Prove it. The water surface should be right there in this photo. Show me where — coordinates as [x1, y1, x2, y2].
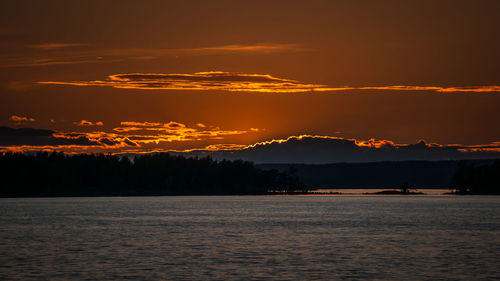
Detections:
[0, 195, 499, 280]
[311, 188, 448, 195]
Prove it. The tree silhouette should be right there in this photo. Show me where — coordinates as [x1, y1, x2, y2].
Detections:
[0, 152, 308, 197]
[450, 160, 500, 194]
[400, 182, 410, 194]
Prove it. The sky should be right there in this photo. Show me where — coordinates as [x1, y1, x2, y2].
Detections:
[1, 0, 500, 162]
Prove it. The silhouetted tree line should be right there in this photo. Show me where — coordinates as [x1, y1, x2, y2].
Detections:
[0, 152, 307, 197]
[450, 159, 500, 194]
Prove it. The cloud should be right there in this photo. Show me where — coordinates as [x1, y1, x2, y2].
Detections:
[181, 135, 500, 164]
[0, 57, 115, 67]
[0, 120, 258, 154]
[437, 86, 500, 93]
[179, 43, 305, 54]
[39, 72, 500, 93]
[9, 115, 36, 123]
[113, 121, 252, 143]
[53, 131, 137, 148]
[0, 126, 138, 154]
[39, 71, 328, 93]
[120, 121, 164, 127]
[74, 120, 104, 126]
[91, 43, 305, 57]
[28, 43, 88, 50]
[0, 126, 99, 146]
[358, 85, 500, 93]
[3, 126, 500, 162]
[2, 43, 303, 68]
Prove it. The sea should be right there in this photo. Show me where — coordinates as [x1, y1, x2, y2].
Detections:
[0, 193, 499, 280]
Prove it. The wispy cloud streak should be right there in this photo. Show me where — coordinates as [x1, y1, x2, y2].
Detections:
[0, 57, 116, 67]
[28, 43, 88, 50]
[359, 85, 500, 93]
[1, 43, 303, 68]
[178, 43, 305, 54]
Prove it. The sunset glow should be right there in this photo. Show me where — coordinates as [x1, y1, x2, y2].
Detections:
[2, 2, 500, 280]
[1, 0, 499, 159]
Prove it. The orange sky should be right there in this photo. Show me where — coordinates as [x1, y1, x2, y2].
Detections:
[1, 0, 500, 156]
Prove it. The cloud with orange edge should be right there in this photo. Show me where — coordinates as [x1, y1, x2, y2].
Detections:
[39, 71, 329, 93]
[358, 85, 500, 93]
[74, 120, 104, 126]
[113, 121, 254, 144]
[39, 72, 500, 94]
[9, 115, 36, 123]
[179, 135, 500, 164]
[0, 119, 260, 154]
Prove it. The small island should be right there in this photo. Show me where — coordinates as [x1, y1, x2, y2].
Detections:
[366, 182, 424, 195]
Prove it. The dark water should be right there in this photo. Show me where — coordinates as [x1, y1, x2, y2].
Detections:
[0, 195, 499, 280]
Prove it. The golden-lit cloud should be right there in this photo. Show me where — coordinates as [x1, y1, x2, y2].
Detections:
[0, 145, 96, 154]
[358, 85, 500, 93]
[39, 72, 500, 93]
[0, 120, 259, 154]
[2, 127, 500, 161]
[201, 144, 249, 151]
[39, 71, 328, 93]
[9, 115, 36, 123]
[0, 126, 132, 149]
[437, 86, 500, 93]
[119, 121, 163, 127]
[113, 121, 252, 143]
[74, 120, 104, 126]
[359, 86, 442, 91]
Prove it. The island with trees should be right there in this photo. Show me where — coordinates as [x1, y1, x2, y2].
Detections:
[369, 182, 424, 195]
[0, 152, 307, 197]
[450, 159, 500, 194]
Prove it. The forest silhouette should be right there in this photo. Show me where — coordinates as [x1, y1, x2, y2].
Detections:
[0, 152, 307, 197]
[450, 159, 500, 194]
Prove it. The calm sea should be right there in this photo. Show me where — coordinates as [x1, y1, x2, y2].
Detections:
[0, 195, 499, 280]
